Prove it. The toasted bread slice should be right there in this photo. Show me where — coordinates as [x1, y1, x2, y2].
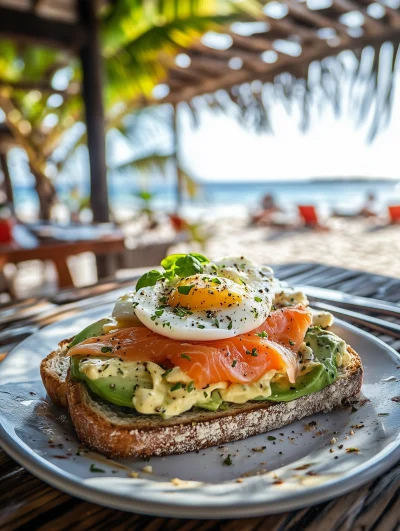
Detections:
[40, 339, 71, 408]
[64, 347, 362, 458]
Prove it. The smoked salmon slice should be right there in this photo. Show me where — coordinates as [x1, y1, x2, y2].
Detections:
[69, 306, 312, 388]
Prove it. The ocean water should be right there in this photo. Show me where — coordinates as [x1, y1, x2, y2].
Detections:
[11, 179, 400, 220]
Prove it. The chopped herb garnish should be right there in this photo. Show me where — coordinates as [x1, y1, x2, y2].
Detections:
[246, 348, 258, 357]
[211, 278, 221, 284]
[256, 331, 268, 338]
[267, 436, 276, 441]
[155, 308, 164, 317]
[170, 383, 182, 392]
[223, 454, 233, 466]
[162, 368, 172, 378]
[187, 381, 195, 393]
[378, 412, 390, 416]
[204, 391, 208, 398]
[101, 346, 112, 353]
[232, 359, 238, 367]
[132, 302, 139, 309]
[346, 447, 360, 453]
[178, 285, 195, 295]
[254, 296, 262, 303]
[173, 306, 193, 317]
[181, 353, 191, 361]
[227, 321, 233, 330]
[213, 318, 219, 328]
[90, 464, 105, 473]
[289, 340, 295, 346]
[197, 324, 205, 329]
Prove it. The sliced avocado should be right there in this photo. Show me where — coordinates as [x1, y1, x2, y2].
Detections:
[196, 391, 223, 411]
[265, 327, 341, 402]
[68, 318, 114, 348]
[70, 356, 151, 409]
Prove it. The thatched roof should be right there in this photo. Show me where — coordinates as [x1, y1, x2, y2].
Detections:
[156, 0, 400, 105]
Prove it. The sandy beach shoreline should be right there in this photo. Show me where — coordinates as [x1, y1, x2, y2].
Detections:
[176, 216, 400, 280]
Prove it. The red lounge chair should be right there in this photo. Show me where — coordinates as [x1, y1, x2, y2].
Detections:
[298, 205, 319, 227]
[388, 205, 400, 224]
[297, 205, 329, 231]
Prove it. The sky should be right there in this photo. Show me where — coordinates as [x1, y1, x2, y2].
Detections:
[179, 76, 400, 182]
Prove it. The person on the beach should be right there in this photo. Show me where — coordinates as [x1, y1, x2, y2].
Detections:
[251, 193, 281, 225]
[359, 192, 378, 217]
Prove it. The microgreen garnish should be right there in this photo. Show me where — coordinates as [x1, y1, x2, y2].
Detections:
[135, 270, 163, 291]
[170, 383, 182, 392]
[256, 331, 268, 338]
[223, 454, 233, 466]
[181, 353, 191, 361]
[90, 464, 105, 473]
[254, 296, 262, 302]
[187, 381, 195, 393]
[178, 285, 195, 295]
[100, 346, 112, 353]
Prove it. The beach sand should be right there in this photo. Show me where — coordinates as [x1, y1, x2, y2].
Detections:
[174, 216, 399, 279]
[6, 216, 399, 299]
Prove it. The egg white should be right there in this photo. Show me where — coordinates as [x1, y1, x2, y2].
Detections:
[128, 256, 275, 341]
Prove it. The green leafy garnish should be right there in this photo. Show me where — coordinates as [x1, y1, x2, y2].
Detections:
[181, 353, 191, 361]
[170, 383, 182, 392]
[178, 285, 195, 295]
[213, 318, 219, 328]
[187, 381, 195, 393]
[90, 464, 105, 473]
[227, 320, 233, 330]
[289, 340, 295, 346]
[223, 454, 233, 466]
[136, 270, 163, 291]
[254, 296, 262, 302]
[211, 278, 221, 284]
[267, 436, 276, 441]
[161, 253, 209, 279]
[197, 324, 205, 329]
[232, 359, 238, 367]
[256, 331, 268, 338]
[246, 348, 258, 357]
[101, 346, 112, 353]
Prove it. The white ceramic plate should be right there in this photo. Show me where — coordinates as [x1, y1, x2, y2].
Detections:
[0, 304, 399, 518]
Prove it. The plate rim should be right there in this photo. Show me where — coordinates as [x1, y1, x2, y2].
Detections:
[0, 314, 399, 518]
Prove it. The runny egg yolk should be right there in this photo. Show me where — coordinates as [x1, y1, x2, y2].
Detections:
[168, 275, 242, 310]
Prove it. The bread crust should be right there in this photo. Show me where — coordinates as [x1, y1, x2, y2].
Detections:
[66, 347, 363, 458]
[40, 339, 71, 408]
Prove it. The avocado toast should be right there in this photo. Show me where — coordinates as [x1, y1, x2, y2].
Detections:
[40, 254, 363, 457]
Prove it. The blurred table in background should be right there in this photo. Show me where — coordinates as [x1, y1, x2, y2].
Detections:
[0, 222, 126, 290]
[0, 262, 399, 529]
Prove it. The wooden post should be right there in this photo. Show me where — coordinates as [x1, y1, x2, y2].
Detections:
[0, 152, 14, 214]
[172, 104, 183, 212]
[78, 1, 114, 279]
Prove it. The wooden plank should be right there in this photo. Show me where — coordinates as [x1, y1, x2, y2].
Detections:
[0, 6, 84, 49]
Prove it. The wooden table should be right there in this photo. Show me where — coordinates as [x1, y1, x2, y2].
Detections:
[0, 263, 399, 530]
[0, 224, 126, 288]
